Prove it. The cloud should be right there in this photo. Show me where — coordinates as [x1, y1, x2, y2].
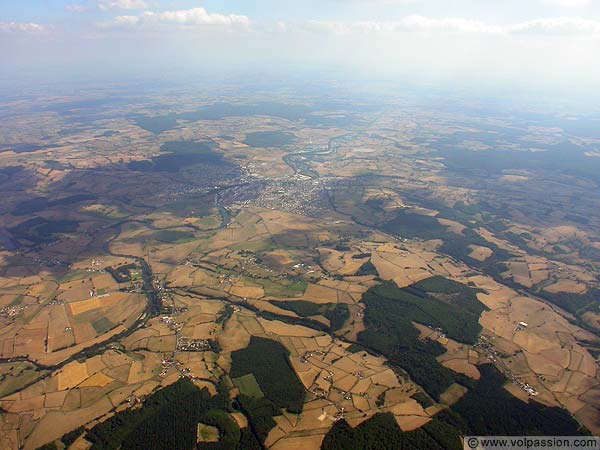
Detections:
[0, 22, 46, 33]
[100, 7, 250, 28]
[509, 17, 600, 34]
[97, 0, 148, 11]
[394, 15, 502, 33]
[144, 8, 251, 26]
[543, 0, 590, 6]
[301, 18, 496, 35]
[66, 4, 87, 13]
[113, 15, 140, 26]
[299, 15, 600, 36]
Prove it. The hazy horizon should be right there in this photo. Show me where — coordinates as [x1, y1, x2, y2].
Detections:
[2, 0, 600, 108]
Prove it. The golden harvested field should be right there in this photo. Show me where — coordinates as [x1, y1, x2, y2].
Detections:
[544, 279, 588, 294]
[499, 174, 529, 182]
[91, 273, 119, 292]
[259, 318, 320, 337]
[298, 283, 341, 304]
[229, 284, 265, 299]
[218, 313, 253, 358]
[367, 241, 464, 288]
[69, 297, 103, 315]
[46, 305, 74, 352]
[441, 359, 481, 380]
[23, 396, 115, 450]
[166, 265, 196, 287]
[11, 324, 47, 358]
[437, 218, 465, 235]
[58, 284, 94, 303]
[468, 244, 493, 261]
[262, 249, 296, 269]
[318, 248, 367, 276]
[252, 300, 299, 318]
[58, 362, 89, 391]
[78, 372, 114, 388]
[505, 261, 533, 287]
[26, 281, 58, 302]
[439, 383, 468, 406]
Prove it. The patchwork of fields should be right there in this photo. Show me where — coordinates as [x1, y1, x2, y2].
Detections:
[1, 86, 600, 450]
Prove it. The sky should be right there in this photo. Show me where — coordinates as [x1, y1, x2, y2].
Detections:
[1, 0, 600, 101]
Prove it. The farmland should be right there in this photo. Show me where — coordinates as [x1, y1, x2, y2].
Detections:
[1, 81, 600, 450]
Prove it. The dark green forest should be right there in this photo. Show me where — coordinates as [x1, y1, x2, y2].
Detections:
[356, 277, 484, 399]
[320, 412, 462, 450]
[230, 336, 306, 413]
[452, 365, 583, 436]
[83, 378, 254, 450]
[270, 300, 350, 331]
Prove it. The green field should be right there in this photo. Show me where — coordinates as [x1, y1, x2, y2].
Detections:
[255, 278, 307, 297]
[243, 131, 296, 148]
[232, 374, 264, 398]
[0, 363, 46, 397]
[92, 317, 113, 334]
[83, 205, 128, 219]
[152, 229, 195, 244]
[230, 240, 277, 252]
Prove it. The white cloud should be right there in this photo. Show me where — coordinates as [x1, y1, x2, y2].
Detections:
[300, 15, 600, 36]
[509, 17, 600, 34]
[97, 0, 148, 11]
[0, 22, 46, 33]
[114, 15, 140, 26]
[143, 8, 250, 26]
[301, 18, 496, 35]
[543, 0, 590, 6]
[100, 7, 250, 28]
[398, 15, 502, 33]
[66, 4, 87, 13]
